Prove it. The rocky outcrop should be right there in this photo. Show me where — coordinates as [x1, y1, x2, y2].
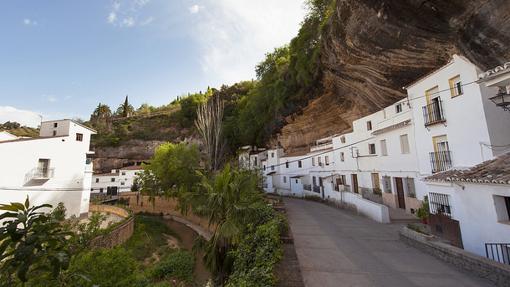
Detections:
[92, 140, 165, 173]
[277, 0, 510, 153]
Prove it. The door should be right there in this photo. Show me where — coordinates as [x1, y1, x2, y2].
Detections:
[351, 174, 359, 193]
[371, 173, 381, 194]
[432, 135, 450, 172]
[38, 159, 50, 177]
[319, 177, 324, 199]
[395, 177, 406, 209]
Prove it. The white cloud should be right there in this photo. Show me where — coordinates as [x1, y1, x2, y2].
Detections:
[23, 18, 37, 26]
[108, 12, 117, 23]
[43, 95, 58, 103]
[189, 4, 203, 14]
[107, 0, 152, 28]
[190, 0, 307, 85]
[121, 17, 136, 27]
[0, 106, 41, 128]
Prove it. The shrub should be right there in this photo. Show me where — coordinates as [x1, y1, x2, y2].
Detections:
[67, 248, 142, 287]
[149, 250, 195, 283]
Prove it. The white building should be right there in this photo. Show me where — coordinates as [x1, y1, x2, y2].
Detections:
[424, 153, 510, 260]
[91, 165, 143, 195]
[0, 119, 96, 218]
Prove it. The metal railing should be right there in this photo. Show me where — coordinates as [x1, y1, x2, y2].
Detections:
[303, 184, 312, 191]
[430, 151, 452, 173]
[485, 243, 510, 265]
[25, 167, 55, 182]
[422, 99, 446, 126]
[429, 192, 452, 216]
[313, 186, 321, 194]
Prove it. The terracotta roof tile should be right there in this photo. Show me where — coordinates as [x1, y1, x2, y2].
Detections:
[425, 152, 510, 185]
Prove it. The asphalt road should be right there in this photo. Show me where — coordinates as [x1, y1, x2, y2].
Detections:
[284, 198, 492, 287]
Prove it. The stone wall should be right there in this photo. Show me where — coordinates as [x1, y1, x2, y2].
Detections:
[119, 192, 215, 235]
[89, 205, 134, 249]
[400, 226, 510, 287]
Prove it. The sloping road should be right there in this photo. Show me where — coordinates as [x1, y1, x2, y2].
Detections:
[284, 198, 492, 287]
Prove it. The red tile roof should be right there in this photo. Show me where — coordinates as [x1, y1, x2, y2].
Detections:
[425, 152, 510, 185]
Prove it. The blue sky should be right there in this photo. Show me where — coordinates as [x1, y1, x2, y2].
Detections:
[0, 0, 306, 127]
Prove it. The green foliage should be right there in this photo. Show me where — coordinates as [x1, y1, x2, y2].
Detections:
[416, 196, 430, 220]
[149, 250, 194, 283]
[0, 121, 39, 137]
[226, 216, 284, 287]
[67, 248, 142, 287]
[123, 215, 178, 261]
[138, 142, 201, 197]
[175, 91, 208, 127]
[0, 198, 72, 285]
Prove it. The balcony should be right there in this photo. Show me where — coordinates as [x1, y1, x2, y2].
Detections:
[422, 99, 446, 126]
[485, 243, 510, 265]
[24, 167, 55, 183]
[429, 151, 452, 173]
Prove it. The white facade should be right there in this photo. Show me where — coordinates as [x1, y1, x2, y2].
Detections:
[91, 166, 143, 194]
[0, 131, 18, 142]
[406, 55, 510, 176]
[0, 119, 96, 218]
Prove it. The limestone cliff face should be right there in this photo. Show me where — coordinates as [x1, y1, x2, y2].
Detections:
[277, 0, 510, 154]
[92, 140, 165, 173]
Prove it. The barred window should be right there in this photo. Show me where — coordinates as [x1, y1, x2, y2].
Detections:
[429, 192, 451, 216]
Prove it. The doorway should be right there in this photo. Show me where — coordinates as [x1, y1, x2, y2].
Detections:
[351, 174, 359, 194]
[395, 177, 405, 209]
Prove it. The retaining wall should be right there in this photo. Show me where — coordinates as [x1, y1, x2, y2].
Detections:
[119, 192, 215, 235]
[400, 226, 510, 287]
[88, 205, 134, 249]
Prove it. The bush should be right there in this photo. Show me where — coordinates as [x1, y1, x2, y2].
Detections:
[67, 248, 142, 287]
[149, 250, 195, 283]
[225, 208, 285, 287]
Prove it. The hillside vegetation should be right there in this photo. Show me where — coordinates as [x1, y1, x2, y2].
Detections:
[0, 121, 39, 138]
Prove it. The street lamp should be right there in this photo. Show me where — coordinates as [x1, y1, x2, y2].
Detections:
[489, 88, 510, 111]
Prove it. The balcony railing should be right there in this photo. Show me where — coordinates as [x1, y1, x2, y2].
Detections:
[422, 99, 446, 126]
[303, 184, 312, 191]
[25, 167, 55, 183]
[429, 151, 452, 173]
[485, 243, 510, 265]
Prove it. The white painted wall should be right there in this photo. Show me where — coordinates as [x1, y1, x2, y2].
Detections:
[91, 167, 142, 194]
[327, 190, 390, 223]
[0, 120, 95, 217]
[426, 182, 510, 257]
[0, 131, 18, 142]
[407, 55, 510, 176]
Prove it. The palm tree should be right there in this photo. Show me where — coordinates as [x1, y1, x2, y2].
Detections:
[192, 165, 263, 283]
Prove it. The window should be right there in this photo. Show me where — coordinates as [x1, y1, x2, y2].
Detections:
[340, 136, 346, 144]
[312, 157, 315, 166]
[285, 162, 289, 168]
[52, 130, 57, 136]
[111, 178, 115, 182]
[312, 176, 317, 186]
[429, 192, 451, 216]
[406, 178, 416, 198]
[263, 165, 266, 171]
[271, 165, 275, 171]
[37, 159, 50, 177]
[100, 188, 104, 193]
[53, 122, 58, 128]
[380, 140, 388, 156]
[298, 160, 302, 168]
[368, 143, 376, 155]
[493, 196, 510, 222]
[400, 134, 410, 154]
[340, 152, 345, 162]
[367, 121, 372, 131]
[318, 157, 322, 166]
[271, 152, 274, 158]
[396, 103, 403, 113]
[283, 176, 287, 183]
[121, 172, 126, 175]
[121, 182, 125, 186]
[449, 75, 463, 97]
[76, 133, 83, 141]
[382, 176, 392, 193]
[95, 178, 99, 183]
[325, 156, 330, 165]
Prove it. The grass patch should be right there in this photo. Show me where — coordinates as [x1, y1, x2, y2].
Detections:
[123, 215, 180, 261]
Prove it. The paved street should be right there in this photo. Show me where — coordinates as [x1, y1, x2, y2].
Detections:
[284, 198, 492, 287]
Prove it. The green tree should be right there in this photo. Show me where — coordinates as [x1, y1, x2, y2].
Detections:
[139, 142, 201, 198]
[116, 95, 135, 118]
[0, 198, 72, 285]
